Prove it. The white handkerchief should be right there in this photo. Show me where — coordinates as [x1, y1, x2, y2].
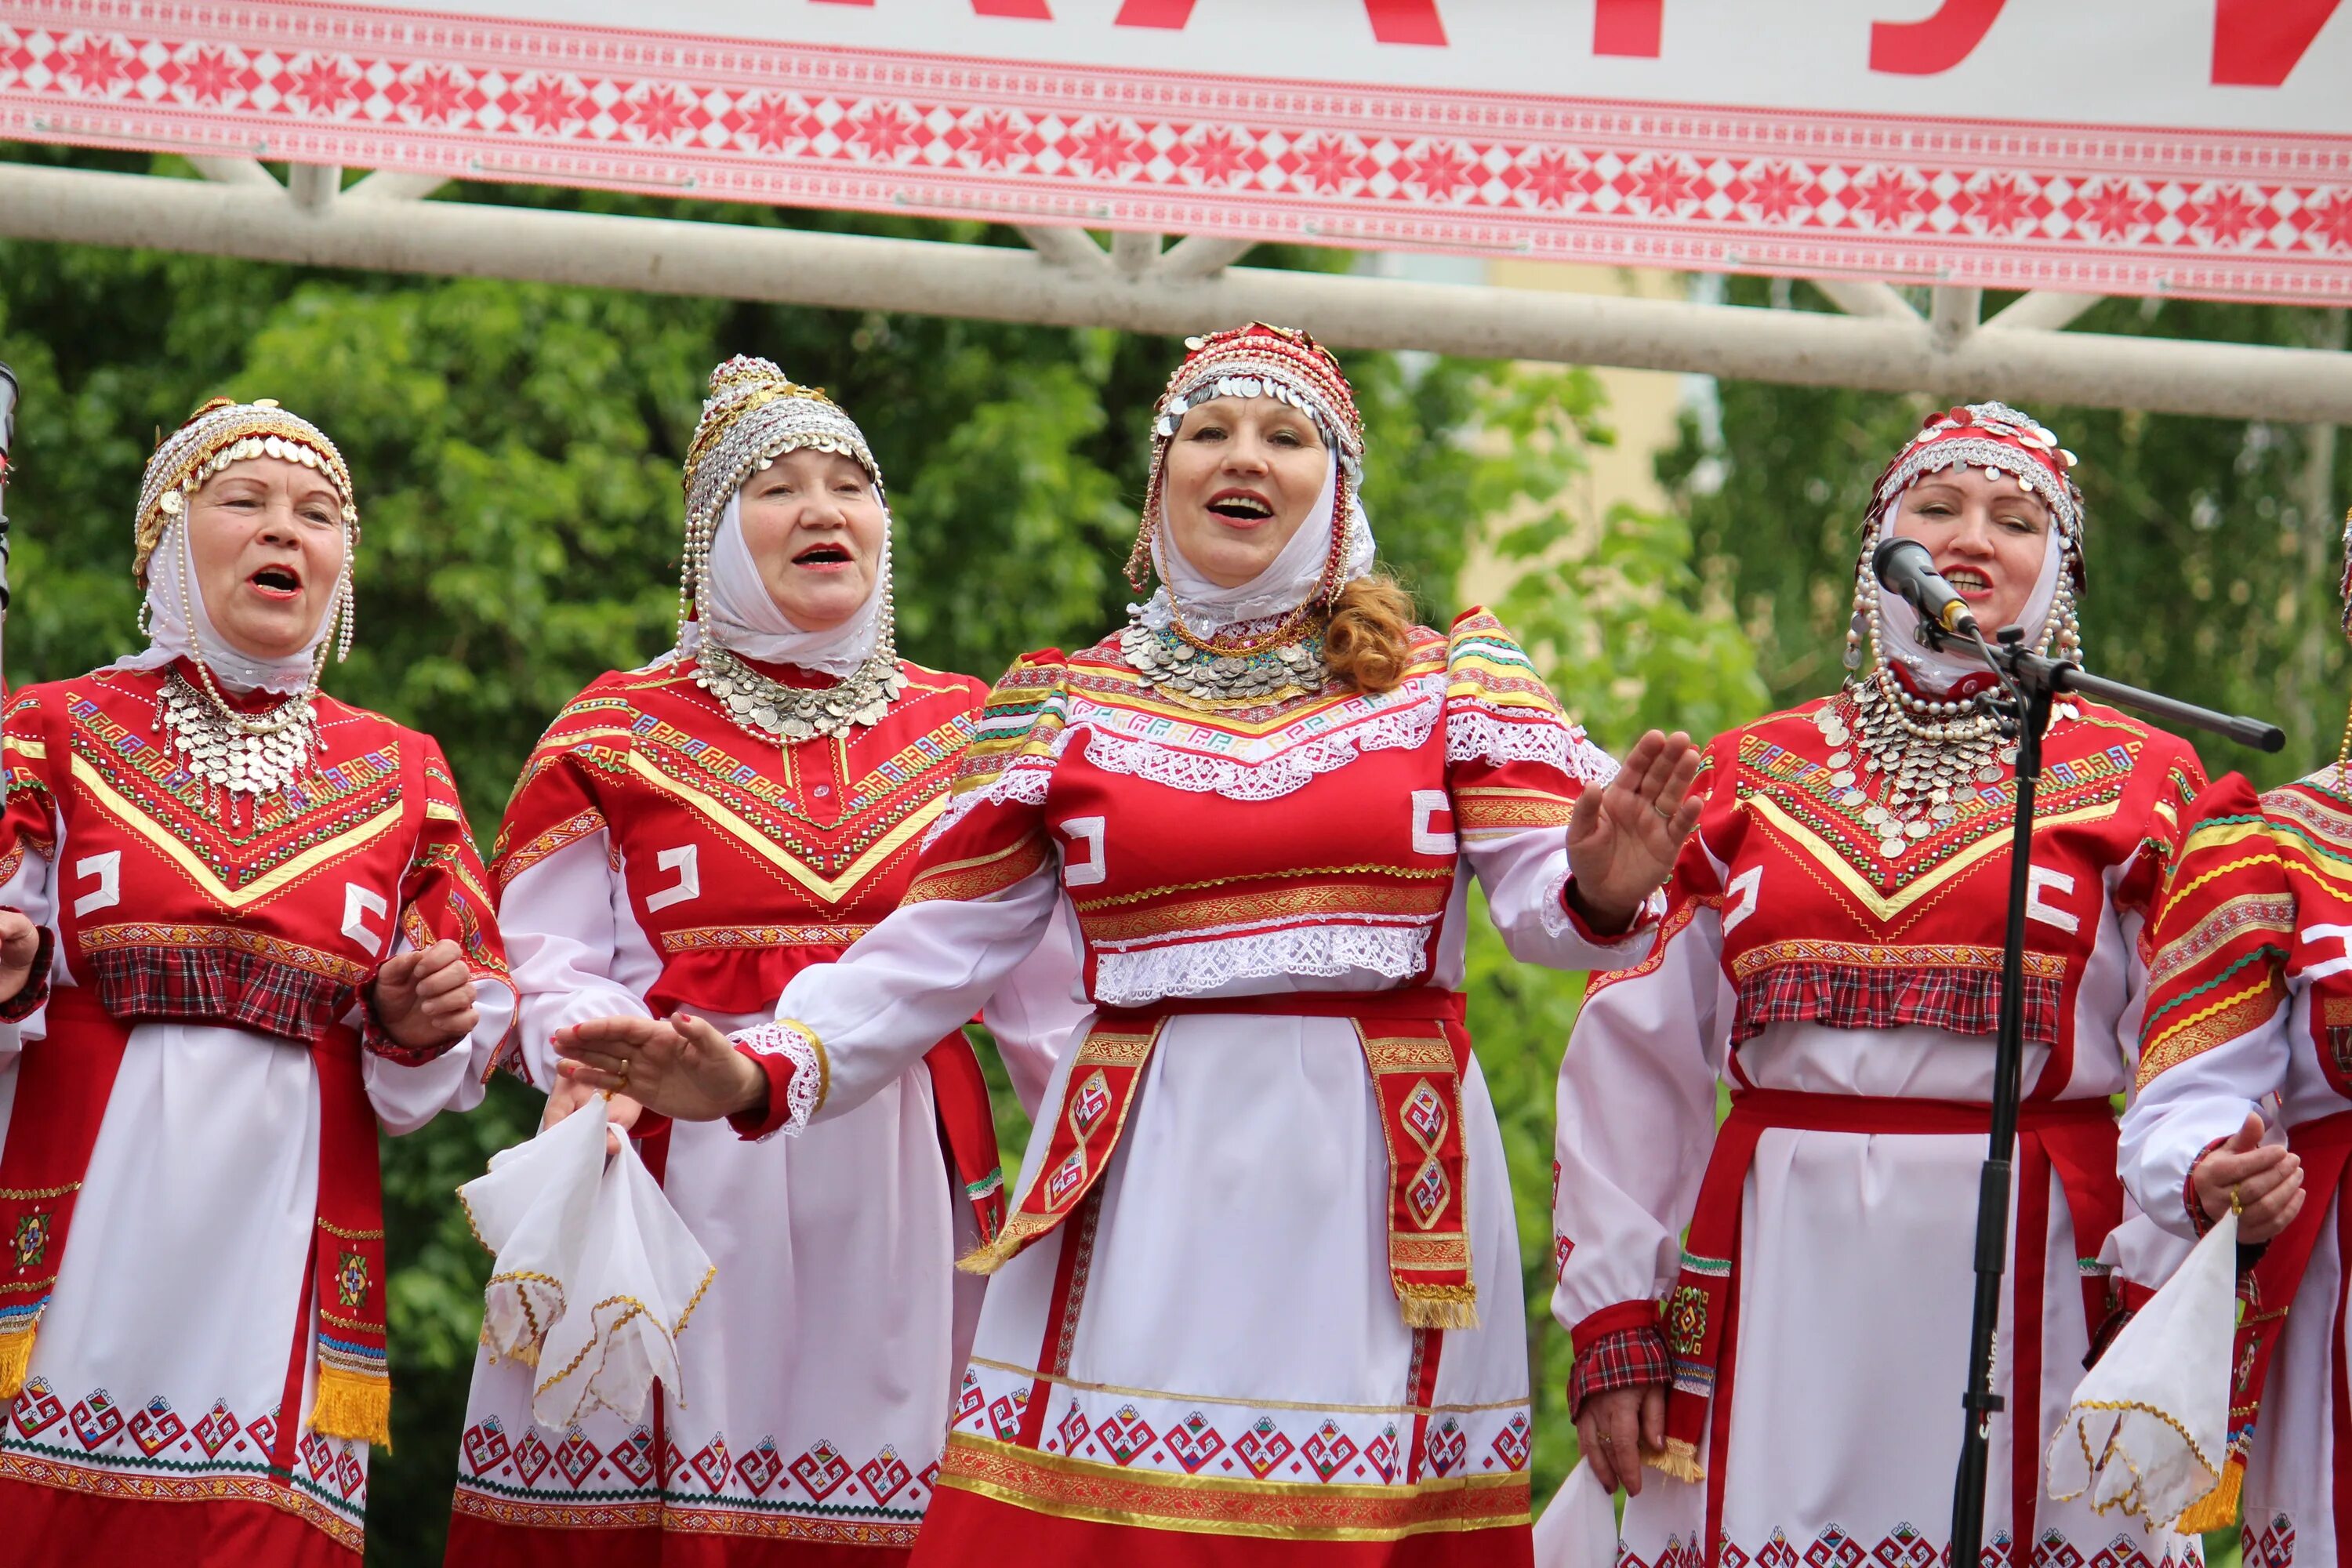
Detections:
[459, 1102, 715, 1433]
[1532, 1460, 1621, 1568]
[2046, 1208, 2237, 1532]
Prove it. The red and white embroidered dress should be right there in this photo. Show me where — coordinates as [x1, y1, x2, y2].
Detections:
[445, 654, 1076, 1564]
[0, 663, 515, 1565]
[2126, 770, 2352, 1568]
[720, 607, 1646, 1567]
[1551, 695, 2205, 1568]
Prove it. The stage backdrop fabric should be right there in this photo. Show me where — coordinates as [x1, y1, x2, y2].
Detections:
[2, 0, 2350, 301]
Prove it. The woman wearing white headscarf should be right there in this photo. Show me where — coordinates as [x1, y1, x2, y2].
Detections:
[445, 358, 1082, 1566]
[1548, 405, 2207, 1568]
[0, 397, 515, 1564]
[554, 325, 1700, 1566]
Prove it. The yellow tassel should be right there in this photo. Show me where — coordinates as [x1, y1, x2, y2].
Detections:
[955, 1238, 1013, 1277]
[1397, 1284, 1480, 1330]
[0, 1323, 34, 1401]
[309, 1365, 392, 1450]
[2172, 1455, 2243, 1534]
[1644, 1438, 1705, 1483]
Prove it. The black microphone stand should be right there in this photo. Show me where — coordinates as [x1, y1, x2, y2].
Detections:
[1926, 619, 2280, 1568]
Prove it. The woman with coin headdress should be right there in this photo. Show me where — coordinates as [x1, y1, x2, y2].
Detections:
[0, 397, 516, 1564]
[1549, 405, 2207, 1566]
[548, 323, 1703, 1566]
[445, 356, 1081, 1566]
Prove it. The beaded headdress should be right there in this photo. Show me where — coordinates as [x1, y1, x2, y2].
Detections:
[675, 356, 905, 742]
[1845, 401, 2087, 673]
[677, 355, 887, 640]
[1124, 322, 1366, 598]
[135, 396, 360, 667]
[136, 397, 358, 579]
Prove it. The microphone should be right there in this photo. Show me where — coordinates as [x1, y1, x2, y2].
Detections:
[1871, 536, 1978, 641]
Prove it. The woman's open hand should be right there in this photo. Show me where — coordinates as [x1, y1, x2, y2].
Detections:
[554, 1013, 768, 1124]
[1566, 730, 1703, 931]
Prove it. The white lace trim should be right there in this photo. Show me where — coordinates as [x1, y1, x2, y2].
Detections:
[1537, 864, 1582, 940]
[1074, 687, 1441, 800]
[1445, 706, 1621, 786]
[729, 1021, 825, 1140]
[1091, 925, 1428, 1007]
[920, 759, 1058, 849]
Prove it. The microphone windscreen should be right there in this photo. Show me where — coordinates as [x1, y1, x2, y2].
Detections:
[1871, 535, 1934, 589]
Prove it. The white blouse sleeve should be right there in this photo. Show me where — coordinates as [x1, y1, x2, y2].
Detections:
[978, 897, 1087, 1116]
[2118, 997, 2292, 1243]
[361, 949, 520, 1135]
[495, 829, 660, 1091]
[0, 800, 60, 1055]
[1551, 874, 1733, 1344]
[743, 860, 1064, 1137]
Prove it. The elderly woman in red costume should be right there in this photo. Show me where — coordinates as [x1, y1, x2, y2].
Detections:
[446, 356, 1080, 1566]
[2121, 517, 2352, 1564]
[555, 323, 1702, 1567]
[0, 397, 514, 1564]
[1551, 404, 2209, 1568]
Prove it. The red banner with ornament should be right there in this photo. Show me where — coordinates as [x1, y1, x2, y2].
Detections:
[2, 0, 2349, 301]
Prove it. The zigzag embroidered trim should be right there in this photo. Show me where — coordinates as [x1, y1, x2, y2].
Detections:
[1078, 694, 1441, 800]
[729, 1022, 825, 1139]
[1091, 924, 1428, 1007]
[922, 762, 1058, 849]
[1445, 708, 1621, 786]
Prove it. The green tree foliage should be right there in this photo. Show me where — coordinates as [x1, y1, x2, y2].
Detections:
[0, 144, 1772, 1557]
[1662, 279, 2349, 786]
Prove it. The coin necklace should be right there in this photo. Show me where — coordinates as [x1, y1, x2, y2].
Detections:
[1817, 668, 2015, 861]
[156, 665, 319, 803]
[695, 638, 907, 745]
[1120, 610, 1325, 705]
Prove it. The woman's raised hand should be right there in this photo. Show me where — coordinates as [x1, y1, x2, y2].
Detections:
[370, 938, 480, 1051]
[1565, 730, 1704, 931]
[554, 1013, 768, 1124]
[2192, 1110, 2305, 1244]
[0, 909, 42, 1006]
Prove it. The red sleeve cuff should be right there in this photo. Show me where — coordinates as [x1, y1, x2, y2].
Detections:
[1558, 881, 1655, 946]
[358, 983, 463, 1065]
[1568, 1322, 1673, 1416]
[0, 920, 54, 1023]
[2184, 1136, 2230, 1236]
[728, 1043, 797, 1142]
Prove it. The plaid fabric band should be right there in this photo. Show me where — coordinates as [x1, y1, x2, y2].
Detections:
[1731, 960, 2063, 1052]
[1569, 1324, 1673, 1415]
[86, 945, 358, 1047]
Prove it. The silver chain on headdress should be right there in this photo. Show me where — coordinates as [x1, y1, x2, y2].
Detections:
[678, 357, 906, 744]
